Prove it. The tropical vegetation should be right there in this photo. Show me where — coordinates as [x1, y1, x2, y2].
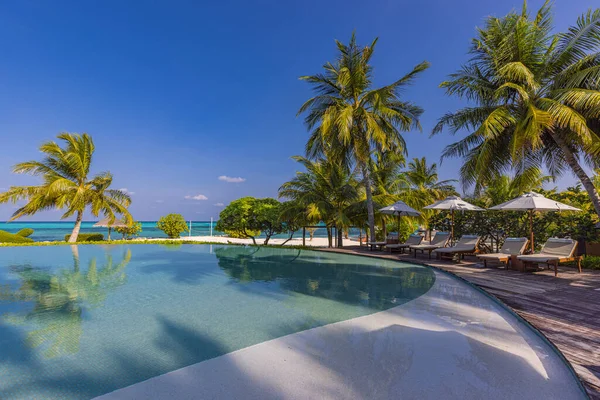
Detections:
[115, 221, 142, 239]
[0, 133, 133, 242]
[157, 213, 188, 238]
[433, 2, 600, 217]
[297, 33, 429, 242]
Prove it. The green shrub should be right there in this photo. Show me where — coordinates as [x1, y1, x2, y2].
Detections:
[581, 255, 600, 270]
[157, 214, 188, 238]
[64, 233, 104, 242]
[0, 230, 34, 243]
[16, 228, 34, 238]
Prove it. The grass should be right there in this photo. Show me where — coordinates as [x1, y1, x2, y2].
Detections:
[0, 239, 313, 250]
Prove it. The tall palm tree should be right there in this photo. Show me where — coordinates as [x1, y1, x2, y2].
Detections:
[298, 33, 429, 241]
[279, 156, 360, 247]
[0, 133, 132, 242]
[399, 157, 457, 210]
[433, 2, 600, 217]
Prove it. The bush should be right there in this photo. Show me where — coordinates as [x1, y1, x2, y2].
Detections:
[581, 255, 600, 270]
[216, 197, 284, 245]
[0, 230, 34, 243]
[16, 228, 34, 238]
[64, 233, 104, 242]
[157, 214, 188, 238]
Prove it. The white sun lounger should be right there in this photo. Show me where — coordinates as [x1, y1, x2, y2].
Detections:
[385, 234, 423, 253]
[476, 237, 529, 269]
[433, 235, 481, 262]
[409, 232, 450, 259]
[517, 238, 581, 276]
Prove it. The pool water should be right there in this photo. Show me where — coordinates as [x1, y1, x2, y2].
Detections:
[0, 244, 436, 399]
[0, 245, 586, 399]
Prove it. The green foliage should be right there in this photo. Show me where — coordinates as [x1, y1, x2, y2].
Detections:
[64, 233, 104, 242]
[0, 230, 34, 243]
[114, 222, 142, 239]
[156, 214, 188, 238]
[0, 133, 133, 243]
[298, 32, 429, 238]
[216, 197, 285, 245]
[385, 218, 418, 243]
[433, 2, 600, 217]
[16, 228, 34, 237]
[580, 256, 600, 270]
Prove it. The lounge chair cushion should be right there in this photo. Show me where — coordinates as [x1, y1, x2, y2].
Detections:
[387, 235, 423, 249]
[517, 238, 577, 262]
[497, 237, 529, 255]
[477, 253, 511, 261]
[433, 235, 480, 253]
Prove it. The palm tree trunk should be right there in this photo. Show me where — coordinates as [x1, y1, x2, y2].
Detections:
[327, 227, 332, 248]
[551, 133, 600, 218]
[362, 163, 376, 242]
[337, 227, 343, 248]
[68, 211, 84, 243]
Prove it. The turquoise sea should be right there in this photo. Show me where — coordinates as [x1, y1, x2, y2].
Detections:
[0, 221, 338, 242]
[0, 221, 219, 241]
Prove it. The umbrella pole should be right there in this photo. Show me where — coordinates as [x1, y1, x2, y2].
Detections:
[529, 210, 534, 252]
[108, 227, 111, 241]
[397, 214, 400, 238]
[451, 209, 454, 244]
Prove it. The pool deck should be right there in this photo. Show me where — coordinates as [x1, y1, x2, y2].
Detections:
[321, 246, 600, 399]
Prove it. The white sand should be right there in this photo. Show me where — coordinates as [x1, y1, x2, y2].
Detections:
[133, 235, 359, 248]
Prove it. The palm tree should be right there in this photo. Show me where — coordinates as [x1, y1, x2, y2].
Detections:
[398, 157, 457, 210]
[0, 133, 132, 242]
[433, 2, 600, 217]
[478, 167, 554, 207]
[279, 156, 360, 247]
[298, 32, 429, 242]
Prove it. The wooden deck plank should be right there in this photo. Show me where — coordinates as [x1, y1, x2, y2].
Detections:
[322, 246, 600, 399]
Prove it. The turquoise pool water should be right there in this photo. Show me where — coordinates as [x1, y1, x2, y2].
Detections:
[0, 245, 436, 399]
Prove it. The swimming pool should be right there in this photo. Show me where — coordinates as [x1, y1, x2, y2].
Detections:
[0, 245, 586, 399]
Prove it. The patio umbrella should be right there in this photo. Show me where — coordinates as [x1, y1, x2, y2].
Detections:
[93, 217, 128, 240]
[424, 196, 485, 242]
[489, 191, 581, 251]
[379, 201, 421, 238]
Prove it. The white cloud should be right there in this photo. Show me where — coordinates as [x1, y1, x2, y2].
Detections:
[185, 194, 208, 200]
[119, 188, 135, 195]
[213, 202, 225, 207]
[218, 175, 246, 183]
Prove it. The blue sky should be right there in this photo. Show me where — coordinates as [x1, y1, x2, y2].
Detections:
[0, 0, 597, 221]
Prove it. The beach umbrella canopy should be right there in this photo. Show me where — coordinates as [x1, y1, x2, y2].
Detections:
[379, 201, 421, 238]
[424, 196, 485, 241]
[93, 217, 128, 240]
[489, 192, 581, 251]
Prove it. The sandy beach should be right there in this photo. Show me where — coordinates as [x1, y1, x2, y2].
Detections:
[133, 235, 360, 247]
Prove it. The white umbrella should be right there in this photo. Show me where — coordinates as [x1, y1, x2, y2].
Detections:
[93, 217, 128, 241]
[489, 191, 581, 251]
[424, 196, 485, 242]
[379, 201, 421, 238]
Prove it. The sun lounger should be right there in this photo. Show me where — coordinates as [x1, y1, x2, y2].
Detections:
[409, 232, 450, 259]
[367, 234, 398, 251]
[385, 234, 423, 253]
[477, 237, 529, 269]
[433, 235, 481, 262]
[517, 238, 581, 276]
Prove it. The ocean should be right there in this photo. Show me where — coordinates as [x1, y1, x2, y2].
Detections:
[0, 221, 338, 242]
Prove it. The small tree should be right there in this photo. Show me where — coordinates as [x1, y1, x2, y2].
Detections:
[115, 221, 142, 240]
[157, 214, 188, 238]
[216, 197, 285, 245]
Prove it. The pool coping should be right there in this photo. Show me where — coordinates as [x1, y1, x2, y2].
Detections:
[311, 247, 591, 399]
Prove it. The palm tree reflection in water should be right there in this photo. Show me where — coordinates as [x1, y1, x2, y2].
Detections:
[0, 246, 131, 358]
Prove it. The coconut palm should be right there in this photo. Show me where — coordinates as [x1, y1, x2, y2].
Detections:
[279, 156, 361, 247]
[479, 167, 554, 206]
[433, 2, 600, 217]
[298, 32, 429, 242]
[398, 157, 457, 210]
[0, 133, 132, 242]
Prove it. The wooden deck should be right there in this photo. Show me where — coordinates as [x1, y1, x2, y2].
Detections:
[321, 246, 600, 399]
